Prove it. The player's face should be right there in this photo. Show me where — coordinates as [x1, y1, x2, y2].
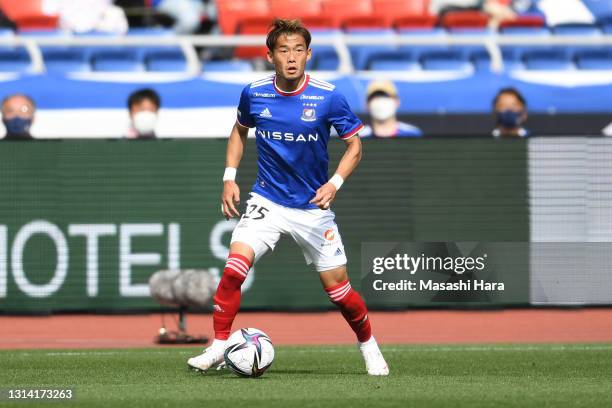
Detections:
[267, 34, 311, 82]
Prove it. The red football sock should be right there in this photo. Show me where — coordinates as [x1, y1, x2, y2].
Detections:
[325, 279, 372, 343]
[213, 253, 252, 340]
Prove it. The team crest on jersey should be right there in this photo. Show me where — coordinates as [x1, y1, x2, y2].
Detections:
[301, 107, 316, 122]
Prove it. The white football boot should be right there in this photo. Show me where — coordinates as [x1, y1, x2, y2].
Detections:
[187, 339, 226, 372]
[359, 337, 389, 376]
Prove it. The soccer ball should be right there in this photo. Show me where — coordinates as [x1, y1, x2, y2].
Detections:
[224, 328, 274, 378]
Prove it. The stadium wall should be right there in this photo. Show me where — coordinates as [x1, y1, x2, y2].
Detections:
[0, 138, 609, 313]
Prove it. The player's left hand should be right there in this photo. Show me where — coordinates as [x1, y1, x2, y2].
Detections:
[310, 182, 337, 210]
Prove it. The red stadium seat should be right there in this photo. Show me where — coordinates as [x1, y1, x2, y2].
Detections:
[216, 0, 270, 34]
[15, 15, 59, 31]
[321, 0, 374, 28]
[268, 0, 322, 20]
[372, 0, 430, 26]
[300, 16, 335, 30]
[343, 16, 387, 30]
[441, 11, 489, 29]
[499, 15, 546, 29]
[234, 16, 273, 59]
[394, 15, 438, 29]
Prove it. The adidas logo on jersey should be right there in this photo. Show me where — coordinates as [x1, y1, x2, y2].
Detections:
[260, 108, 272, 118]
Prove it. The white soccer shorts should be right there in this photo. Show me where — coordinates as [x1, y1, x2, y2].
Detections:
[230, 192, 348, 272]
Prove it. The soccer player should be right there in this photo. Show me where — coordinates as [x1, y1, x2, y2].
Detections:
[188, 19, 389, 376]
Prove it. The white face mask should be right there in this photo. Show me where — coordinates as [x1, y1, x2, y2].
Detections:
[369, 97, 397, 121]
[132, 111, 158, 135]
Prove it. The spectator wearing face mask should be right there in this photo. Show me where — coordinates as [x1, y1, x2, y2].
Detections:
[492, 87, 529, 138]
[1, 94, 36, 140]
[126, 88, 160, 139]
[361, 80, 422, 139]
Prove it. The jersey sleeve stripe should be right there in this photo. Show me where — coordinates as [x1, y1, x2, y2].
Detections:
[236, 116, 252, 129]
[339, 123, 365, 140]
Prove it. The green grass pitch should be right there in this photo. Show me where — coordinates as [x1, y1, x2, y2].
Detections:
[1, 344, 611, 408]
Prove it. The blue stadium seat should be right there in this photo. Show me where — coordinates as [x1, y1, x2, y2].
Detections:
[310, 29, 341, 71]
[421, 51, 472, 71]
[575, 50, 612, 70]
[92, 50, 144, 72]
[0, 49, 31, 72]
[366, 50, 414, 70]
[146, 51, 187, 72]
[499, 27, 551, 61]
[202, 60, 253, 72]
[552, 24, 603, 57]
[448, 28, 493, 60]
[368, 59, 420, 71]
[523, 50, 574, 70]
[398, 28, 448, 61]
[43, 49, 90, 73]
[471, 50, 522, 71]
[311, 49, 339, 70]
[0, 28, 14, 51]
[345, 29, 397, 70]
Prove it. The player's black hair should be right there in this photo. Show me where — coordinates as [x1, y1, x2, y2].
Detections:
[266, 18, 312, 51]
[493, 87, 527, 109]
[127, 88, 161, 111]
[1, 93, 36, 111]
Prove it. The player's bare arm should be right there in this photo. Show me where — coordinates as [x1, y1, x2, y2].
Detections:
[310, 135, 362, 210]
[222, 121, 249, 219]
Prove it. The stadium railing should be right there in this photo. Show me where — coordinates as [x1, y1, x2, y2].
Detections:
[1, 33, 612, 74]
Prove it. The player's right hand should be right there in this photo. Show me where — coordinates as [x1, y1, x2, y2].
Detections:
[221, 181, 241, 219]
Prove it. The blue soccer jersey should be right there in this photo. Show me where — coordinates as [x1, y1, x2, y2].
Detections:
[236, 74, 364, 209]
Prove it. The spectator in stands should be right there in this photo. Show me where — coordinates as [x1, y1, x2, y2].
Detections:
[126, 88, 160, 139]
[361, 80, 422, 139]
[1, 94, 36, 140]
[492, 87, 529, 138]
[43, 0, 129, 34]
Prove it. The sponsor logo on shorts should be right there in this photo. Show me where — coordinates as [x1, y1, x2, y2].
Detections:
[334, 247, 343, 256]
[324, 228, 335, 241]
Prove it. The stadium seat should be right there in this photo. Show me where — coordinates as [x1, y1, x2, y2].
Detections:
[0, 28, 14, 51]
[92, 50, 145, 72]
[216, 0, 270, 34]
[43, 49, 90, 73]
[146, 51, 187, 72]
[0, 48, 31, 72]
[368, 60, 420, 71]
[311, 49, 339, 70]
[268, 0, 321, 20]
[441, 11, 489, 29]
[471, 50, 523, 71]
[310, 29, 341, 70]
[499, 27, 551, 61]
[372, 0, 430, 27]
[575, 50, 612, 70]
[234, 16, 272, 59]
[448, 28, 493, 59]
[499, 14, 546, 29]
[368, 52, 419, 71]
[345, 28, 397, 70]
[202, 60, 253, 72]
[343, 16, 387, 30]
[421, 51, 472, 70]
[398, 28, 448, 61]
[394, 15, 438, 29]
[523, 50, 574, 70]
[321, 0, 374, 28]
[552, 24, 603, 58]
[14, 15, 58, 31]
